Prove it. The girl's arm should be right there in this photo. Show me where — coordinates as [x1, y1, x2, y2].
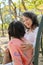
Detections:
[3, 48, 12, 64]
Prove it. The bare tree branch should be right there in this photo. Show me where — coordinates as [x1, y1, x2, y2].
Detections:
[9, 0, 17, 19]
[0, 6, 4, 36]
[22, 0, 27, 10]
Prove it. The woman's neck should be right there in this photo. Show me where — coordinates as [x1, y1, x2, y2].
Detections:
[29, 26, 36, 32]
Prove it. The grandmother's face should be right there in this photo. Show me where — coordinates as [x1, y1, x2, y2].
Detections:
[22, 16, 32, 29]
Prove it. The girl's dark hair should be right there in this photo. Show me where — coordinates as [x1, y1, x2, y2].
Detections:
[23, 11, 39, 27]
[8, 21, 14, 40]
[8, 21, 14, 37]
[8, 21, 25, 39]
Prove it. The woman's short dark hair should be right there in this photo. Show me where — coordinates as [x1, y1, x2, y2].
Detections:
[23, 11, 39, 27]
[8, 21, 25, 39]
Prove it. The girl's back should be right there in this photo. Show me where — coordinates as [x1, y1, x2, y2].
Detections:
[8, 38, 33, 65]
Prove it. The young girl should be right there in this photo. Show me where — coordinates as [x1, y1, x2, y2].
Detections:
[3, 21, 33, 65]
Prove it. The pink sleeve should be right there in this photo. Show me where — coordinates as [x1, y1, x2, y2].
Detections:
[8, 42, 23, 65]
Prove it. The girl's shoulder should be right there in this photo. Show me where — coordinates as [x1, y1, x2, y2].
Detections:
[8, 38, 24, 47]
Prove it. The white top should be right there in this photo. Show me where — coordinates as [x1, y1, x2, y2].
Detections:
[24, 27, 39, 48]
[4, 62, 14, 65]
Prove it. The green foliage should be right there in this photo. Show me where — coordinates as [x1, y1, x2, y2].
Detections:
[3, 23, 9, 30]
[0, 0, 43, 26]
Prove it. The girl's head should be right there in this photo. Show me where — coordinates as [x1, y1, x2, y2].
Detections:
[8, 21, 25, 40]
[22, 11, 39, 29]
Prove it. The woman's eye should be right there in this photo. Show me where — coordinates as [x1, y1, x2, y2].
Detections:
[26, 19, 29, 21]
[23, 20, 25, 22]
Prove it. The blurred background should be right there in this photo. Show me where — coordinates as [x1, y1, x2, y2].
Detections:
[0, 0, 43, 64]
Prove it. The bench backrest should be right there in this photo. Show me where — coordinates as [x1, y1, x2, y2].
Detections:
[34, 15, 43, 65]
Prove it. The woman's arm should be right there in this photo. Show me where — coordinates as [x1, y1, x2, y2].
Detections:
[20, 37, 33, 52]
[20, 43, 33, 52]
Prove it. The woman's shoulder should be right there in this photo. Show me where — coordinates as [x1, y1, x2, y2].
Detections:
[35, 27, 39, 31]
[34, 27, 39, 34]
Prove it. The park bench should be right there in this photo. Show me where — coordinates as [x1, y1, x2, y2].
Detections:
[34, 15, 43, 65]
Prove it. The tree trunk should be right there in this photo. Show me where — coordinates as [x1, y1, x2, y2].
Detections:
[0, 7, 4, 36]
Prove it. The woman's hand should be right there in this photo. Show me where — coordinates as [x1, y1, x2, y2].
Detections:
[20, 37, 33, 52]
[20, 44, 33, 52]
